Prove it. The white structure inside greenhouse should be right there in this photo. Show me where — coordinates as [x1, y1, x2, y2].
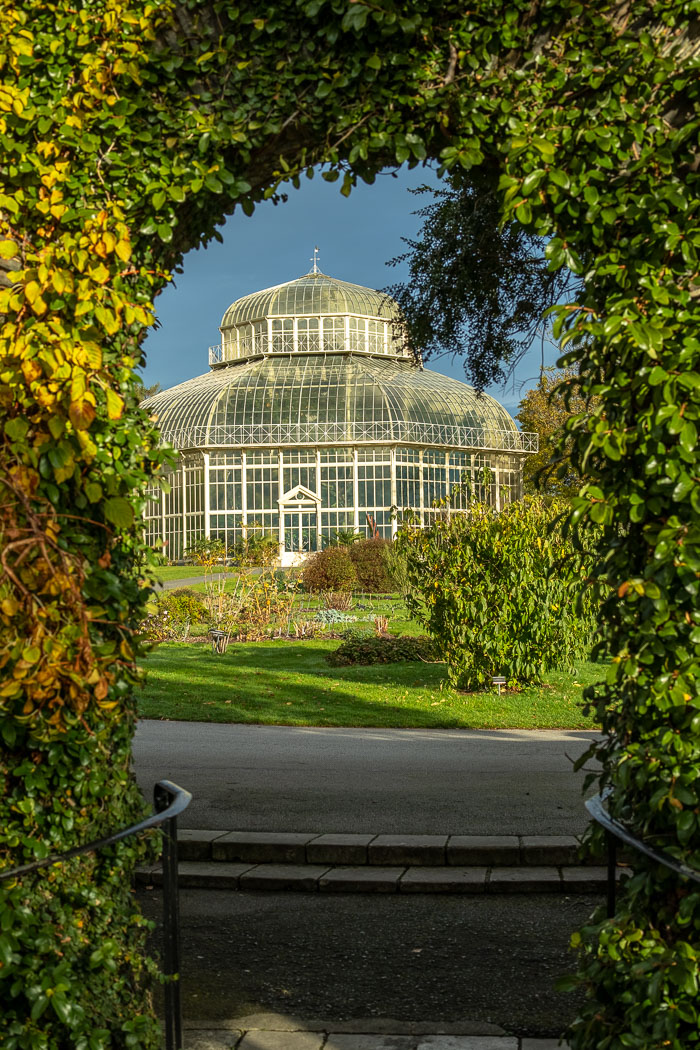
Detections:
[143, 267, 537, 564]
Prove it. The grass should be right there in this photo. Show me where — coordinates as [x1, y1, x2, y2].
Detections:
[151, 565, 208, 582]
[138, 639, 602, 730]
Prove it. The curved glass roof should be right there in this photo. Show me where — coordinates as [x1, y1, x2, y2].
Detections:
[221, 272, 402, 328]
[143, 355, 535, 454]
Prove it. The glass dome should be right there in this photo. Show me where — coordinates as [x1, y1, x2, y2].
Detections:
[145, 354, 524, 454]
[212, 271, 408, 366]
[143, 270, 537, 563]
[221, 271, 402, 326]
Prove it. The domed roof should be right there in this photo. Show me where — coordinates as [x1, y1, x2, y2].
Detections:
[220, 271, 402, 328]
[143, 354, 531, 455]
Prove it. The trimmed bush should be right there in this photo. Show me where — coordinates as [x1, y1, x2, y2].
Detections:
[348, 537, 394, 592]
[303, 546, 357, 593]
[327, 634, 438, 667]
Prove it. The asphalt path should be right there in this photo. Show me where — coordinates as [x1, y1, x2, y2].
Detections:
[139, 887, 595, 1035]
[133, 721, 599, 835]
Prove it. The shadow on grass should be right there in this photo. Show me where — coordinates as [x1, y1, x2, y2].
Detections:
[138, 640, 600, 730]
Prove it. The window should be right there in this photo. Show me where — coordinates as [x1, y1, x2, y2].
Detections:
[348, 316, 366, 352]
[272, 318, 294, 352]
[367, 319, 384, 354]
[253, 320, 268, 354]
[322, 316, 345, 352]
[297, 317, 320, 352]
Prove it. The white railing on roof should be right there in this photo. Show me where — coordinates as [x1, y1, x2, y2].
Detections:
[209, 344, 224, 365]
[158, 420, 538, 454]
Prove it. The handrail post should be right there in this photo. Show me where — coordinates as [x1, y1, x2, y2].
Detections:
[155, 783, 183, 1050]
[605, 829, 616, 919]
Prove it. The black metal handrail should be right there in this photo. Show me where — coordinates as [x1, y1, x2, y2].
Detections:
[0, 779, 192, 1050]
[586, 789, 700, 917]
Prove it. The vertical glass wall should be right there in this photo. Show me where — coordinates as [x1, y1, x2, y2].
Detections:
[144, 445, 524, 561]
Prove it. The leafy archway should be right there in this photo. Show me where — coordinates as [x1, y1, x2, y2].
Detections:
[1, 1, 698, 1046]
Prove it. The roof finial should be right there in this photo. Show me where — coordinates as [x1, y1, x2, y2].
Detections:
[310, 246, 320, 274]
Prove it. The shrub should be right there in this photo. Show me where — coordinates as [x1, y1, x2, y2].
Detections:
[348, 537, 394, 592]
[383, 541, 415, 599]
[303, 546, 357, 593]
[140, 588, 208, 641]
[184, 535, 227, 565]
[230, 530, 279, 567]
[327, 634, 438, 666]
[395, 496, 596, 690]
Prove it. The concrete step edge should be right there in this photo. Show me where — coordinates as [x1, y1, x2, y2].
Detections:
[137, 860, 613, 894]
[183, 1027, 565, 1050]
[174, 830, 610, 868]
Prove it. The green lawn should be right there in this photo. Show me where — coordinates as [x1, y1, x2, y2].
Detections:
[151, 565, 208, 582]
[138, 640, 601, 730]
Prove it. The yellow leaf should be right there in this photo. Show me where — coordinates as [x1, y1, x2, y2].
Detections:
[70, 372, 86, 400]
[90, 262, 110, 284]
[105, 387, 124, 419]
[83, 343, 102, 369]
[0, 681, 22, 697]
[1, 597, 19, 616]
[69, 398, 96, 430]
[0, 240, 17, 259]
[24, 280, 41, 304]
[95, 305, 119, 333]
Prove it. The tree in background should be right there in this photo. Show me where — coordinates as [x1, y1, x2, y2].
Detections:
[516, 367, 601, 498]
[387, 166, 575, 390]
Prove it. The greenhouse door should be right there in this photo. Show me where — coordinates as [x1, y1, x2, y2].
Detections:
[283, 509, 318, 554]
[279, 485, 321, 557]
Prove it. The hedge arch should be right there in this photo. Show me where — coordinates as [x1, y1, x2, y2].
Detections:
[1, 2, 699, 1047]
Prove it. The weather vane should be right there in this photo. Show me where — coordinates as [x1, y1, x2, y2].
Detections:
[310, 246, 320, 274]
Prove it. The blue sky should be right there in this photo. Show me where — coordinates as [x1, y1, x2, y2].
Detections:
[141, 166, 560, 417]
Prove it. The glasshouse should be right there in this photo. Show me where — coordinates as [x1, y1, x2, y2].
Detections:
[143, 267, 537, 564]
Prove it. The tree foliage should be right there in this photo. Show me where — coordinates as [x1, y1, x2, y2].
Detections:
[396, 497, 594, 690]
[387, 167, 574, 389]
[516, 367, 600, 497]
[1, 0, 699, 1044]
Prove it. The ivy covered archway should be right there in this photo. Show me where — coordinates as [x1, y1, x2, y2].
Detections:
[1, 2, 698, 1046]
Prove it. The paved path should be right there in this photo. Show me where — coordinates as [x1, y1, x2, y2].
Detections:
[133, 721, 598, 835]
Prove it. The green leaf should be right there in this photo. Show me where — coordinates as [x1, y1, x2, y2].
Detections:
[103, 497, 135, 528]
[679, 420, 697, 453]
[84, 481, 103, 503]
[5, 417, 29, 441]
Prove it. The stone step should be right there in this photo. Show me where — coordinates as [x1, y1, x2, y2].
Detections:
[187, 1029, 566, 1050]
[174, 830, 606, 868]
[137, 860, 611, 895]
